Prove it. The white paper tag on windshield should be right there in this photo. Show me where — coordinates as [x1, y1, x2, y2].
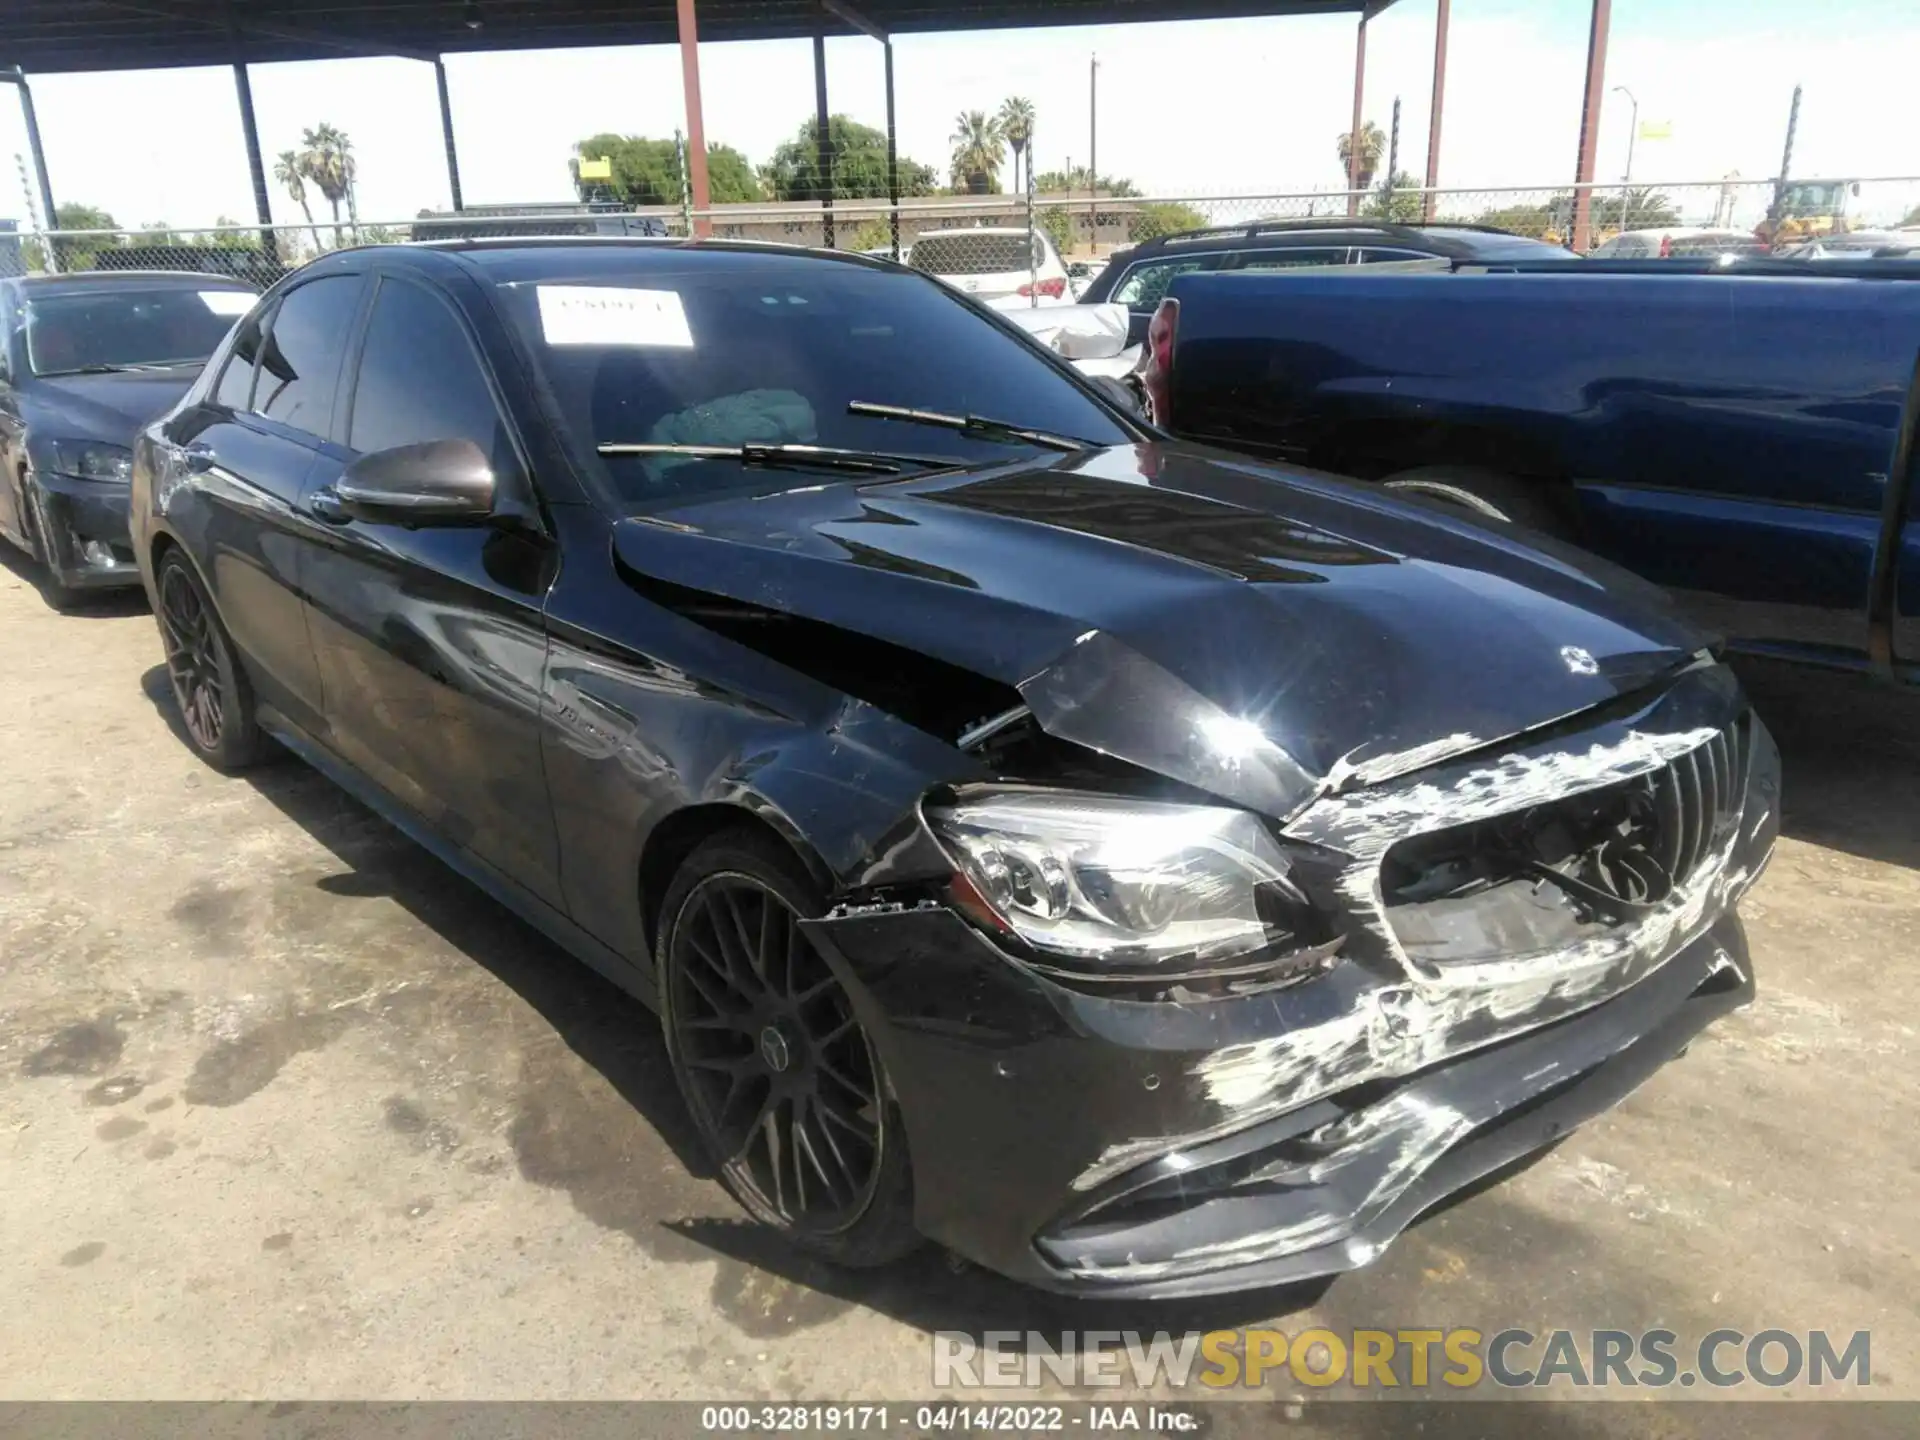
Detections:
[537, 285, 694, 348]
[198, 290, 255, 316]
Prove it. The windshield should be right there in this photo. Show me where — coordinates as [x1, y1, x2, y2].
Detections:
[499, 253, 1132, 512]
[24, 287, 253, 376]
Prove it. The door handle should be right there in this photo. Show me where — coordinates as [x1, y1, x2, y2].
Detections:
[306, 488, 352, 524]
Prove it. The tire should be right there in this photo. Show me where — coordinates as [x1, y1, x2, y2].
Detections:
[1381, 464, 1574, 540]
[24, 481, 83, 612]
[656, 828, 920, 1269]
[153, 548, 269, 772]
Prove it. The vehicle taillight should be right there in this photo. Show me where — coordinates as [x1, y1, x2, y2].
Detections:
[1017, 275, 1067, 298]
[1659, 234, 1673, 258]
[1137, 297, 1180, 425]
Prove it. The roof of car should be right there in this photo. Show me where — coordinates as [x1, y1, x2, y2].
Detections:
[1110, 218, 1572, 259]
[12, 269, 259, 292]
[395, 236, 903, 283]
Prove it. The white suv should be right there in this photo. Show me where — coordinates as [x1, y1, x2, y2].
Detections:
[905, 227, 1072, 303]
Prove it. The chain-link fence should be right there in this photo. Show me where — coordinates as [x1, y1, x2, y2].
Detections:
[5, 176, 1917, 282]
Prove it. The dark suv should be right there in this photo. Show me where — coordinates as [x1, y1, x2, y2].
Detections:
[1081, 220, 1579, 344]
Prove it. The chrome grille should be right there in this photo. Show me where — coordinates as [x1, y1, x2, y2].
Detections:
[1653, 715, 1751, 888]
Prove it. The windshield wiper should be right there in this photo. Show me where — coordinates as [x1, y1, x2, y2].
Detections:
[846, 400, 1097, 453]
[595, 441, 966, 476]
[35, 362, 174, 377]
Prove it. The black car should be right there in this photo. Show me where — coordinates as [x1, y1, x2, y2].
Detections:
[1081, 219, 1579, 345]
[129, 239, 1776, 1298]
[0, 271, 257, 606]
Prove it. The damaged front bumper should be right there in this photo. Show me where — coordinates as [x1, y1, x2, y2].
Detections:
[33, 473, 141, 591]
[801, 663, 1780, 1297]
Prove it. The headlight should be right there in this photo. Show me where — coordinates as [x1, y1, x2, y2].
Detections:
[49, 440, 134, 484]
[925, 789, 1326, 972]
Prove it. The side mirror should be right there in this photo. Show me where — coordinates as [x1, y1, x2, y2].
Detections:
[335, 438, 496, 525]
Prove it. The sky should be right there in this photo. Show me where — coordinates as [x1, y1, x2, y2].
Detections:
[2, 0, 1917, 231]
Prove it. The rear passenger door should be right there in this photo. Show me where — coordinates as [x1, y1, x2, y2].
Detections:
[167, 271, 366, 737]
[299, 269, 563, 906]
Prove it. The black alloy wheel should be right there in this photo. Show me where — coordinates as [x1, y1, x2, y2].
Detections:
[659, 833, 917, 1266]
[159, 561, 224, 751]
[153, 550, 266, 772]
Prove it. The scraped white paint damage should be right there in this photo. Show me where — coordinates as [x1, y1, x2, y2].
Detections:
[1061, 718, 1765, 1282]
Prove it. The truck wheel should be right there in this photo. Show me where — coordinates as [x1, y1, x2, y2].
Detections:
[1381, 466, 1573, 540]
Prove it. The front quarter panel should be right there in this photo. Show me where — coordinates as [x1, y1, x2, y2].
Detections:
[537, 504, 986, 975]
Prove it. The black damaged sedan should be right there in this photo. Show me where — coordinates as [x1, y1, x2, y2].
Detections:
[129, 240, 1778, 1297]
[0, 271, 256, 606]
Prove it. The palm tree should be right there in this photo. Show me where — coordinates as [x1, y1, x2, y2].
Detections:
[299, 123, 357, 241]
[1335, 120, 1387, 192]
[273, 149, 324, 253]
[949, 110, 1006, 195]
[997, 97, 1035, 195]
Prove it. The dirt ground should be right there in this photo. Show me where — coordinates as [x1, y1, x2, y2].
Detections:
[1, 541, 1915, 1420]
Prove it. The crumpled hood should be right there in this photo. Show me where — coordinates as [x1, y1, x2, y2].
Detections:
[613, 443, 1706, 816]
[25, 370, 202, 450]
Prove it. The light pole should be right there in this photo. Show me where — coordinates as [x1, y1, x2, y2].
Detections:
[1611, 84, 1637, 238]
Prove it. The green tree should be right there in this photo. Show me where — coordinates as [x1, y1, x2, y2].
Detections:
[1360, 170, 1424, 223]
[1609, 186, 1682, 231]
[1033, 167, 1140, 198]
[1903, 202, 1920, 226]
[46, 203, 119, 271]
[1130, 202, 1207, 243]
[998, 97, 1035, 194]
[950, 110, 1006, 194]
[274, 149, 324, 252]
[1336, 120, 1386, 191]
[299, 123, 357, 238]
[195, 217, 267, 252]
[1469, 193, 1573, 240]
[571, 133, 763, 207]
[759, 116, 937, 202]
[1038, 206, 1075, 257]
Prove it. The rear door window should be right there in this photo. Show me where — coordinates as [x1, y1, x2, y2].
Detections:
[1229, 247, 1352, 271]
[1110, 257, 1220, 308]
[252, 275, 363, 439]
[213, 303, 271, 412]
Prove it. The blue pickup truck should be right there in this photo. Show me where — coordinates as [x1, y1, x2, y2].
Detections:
[1145, 268, 1920, 683]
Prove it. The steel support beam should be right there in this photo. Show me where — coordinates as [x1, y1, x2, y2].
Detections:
[230, 57, 278, 259]
[1570, 0, 1612, 252]
[885, 40, 899, 258]
[0, 69, 57, 250]
[813, 24, 834, 247]
[676, 0, 711, 234]
[1423, 0, 1450, 220]
[1346, 8, 1369, 215]
[433, 58, 464, 211]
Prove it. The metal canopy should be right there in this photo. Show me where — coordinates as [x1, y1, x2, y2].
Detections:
[2, 1, 1378, 74]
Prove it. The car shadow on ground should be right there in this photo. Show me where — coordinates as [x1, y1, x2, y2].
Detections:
[136, 662, 1337, 1338]
[0, 538, 149, 618]
[1732, 656, 1920, 871]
